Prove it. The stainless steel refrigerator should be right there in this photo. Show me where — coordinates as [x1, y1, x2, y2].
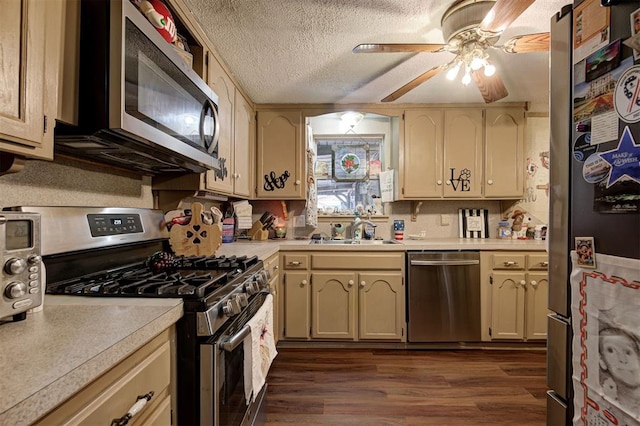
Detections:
[548, 0, 640, 424]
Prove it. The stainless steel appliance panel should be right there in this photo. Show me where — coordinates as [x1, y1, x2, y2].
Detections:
[547, 314, 571, 401]
[407, 251, 481, 342]
[546, 391, 569, 426]
[548, 4, 573, 318]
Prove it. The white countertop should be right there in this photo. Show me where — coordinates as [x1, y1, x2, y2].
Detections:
[216, 237, 547, 255]
[0, 297, 183, 426]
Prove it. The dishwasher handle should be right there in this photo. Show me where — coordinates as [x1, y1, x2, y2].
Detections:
[410, 259, 480, 266]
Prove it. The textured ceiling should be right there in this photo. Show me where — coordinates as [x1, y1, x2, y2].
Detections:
[183, 0, 569, 110]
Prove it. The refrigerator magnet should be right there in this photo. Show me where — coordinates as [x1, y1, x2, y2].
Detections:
[576, 237, 597, 268]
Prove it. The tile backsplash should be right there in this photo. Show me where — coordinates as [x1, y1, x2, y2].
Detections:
[0, 158, 153, 209]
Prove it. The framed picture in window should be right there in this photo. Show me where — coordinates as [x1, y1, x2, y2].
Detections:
[332, 145, 369, 182]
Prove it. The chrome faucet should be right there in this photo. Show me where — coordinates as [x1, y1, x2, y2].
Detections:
[351, 219, 376, 239]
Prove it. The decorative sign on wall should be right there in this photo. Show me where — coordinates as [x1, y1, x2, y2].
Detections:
[448, 168, 472, 192]
[263, 170, 290, 191]
[214, 157, 228, 181]
[332, 144, 369, 182]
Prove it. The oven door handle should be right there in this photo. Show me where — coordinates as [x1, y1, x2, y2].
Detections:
[221, 325, 251, 352]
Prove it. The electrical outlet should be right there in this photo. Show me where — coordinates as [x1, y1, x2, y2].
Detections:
[441, 214, 450, 226]
[293, 215, 306, 228]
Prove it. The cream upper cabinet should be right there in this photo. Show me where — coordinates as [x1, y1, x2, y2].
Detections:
[402, 109, 444, 198]
[205, 54, 235, 194]
[401, 106, 525, 200]
[484, 108, 525, 198]
[483, 252, 549, 341]
[0, 0, 62, 161]
[443, 109, 483, 198]
[256, 110, 305, 199]
[232, 89, 254, 198]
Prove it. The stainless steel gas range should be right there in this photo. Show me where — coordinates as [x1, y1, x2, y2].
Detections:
[9, 206, 272, 426]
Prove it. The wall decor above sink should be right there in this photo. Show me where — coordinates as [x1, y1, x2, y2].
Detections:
[332, 144, 369, 182]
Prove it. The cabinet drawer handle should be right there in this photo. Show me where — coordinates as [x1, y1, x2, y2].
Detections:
[360, 280, 366, 288]
[503, 261, 519, 267]
[530, 280, 538, 287]
[111, 391, 154, 426]
[288, 261, 301, 266]
[540, 261, 548, 267]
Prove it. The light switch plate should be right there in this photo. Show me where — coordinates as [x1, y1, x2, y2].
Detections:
[441, 214, 450, 226]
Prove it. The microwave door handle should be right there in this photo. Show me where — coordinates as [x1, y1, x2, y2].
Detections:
[200, 99, 220, 154]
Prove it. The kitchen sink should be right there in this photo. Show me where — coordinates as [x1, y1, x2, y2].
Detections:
[309, 239, 400, 245]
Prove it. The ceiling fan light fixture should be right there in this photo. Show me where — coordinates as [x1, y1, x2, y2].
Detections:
[484, 63, 496, 76]
[446, 63, 462, 81]
[461, 70, 472, 86]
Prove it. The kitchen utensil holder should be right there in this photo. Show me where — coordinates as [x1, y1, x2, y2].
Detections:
[248, 220, 269, 240]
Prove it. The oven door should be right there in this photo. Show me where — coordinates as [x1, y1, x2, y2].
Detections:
[200, 293, 270, 426]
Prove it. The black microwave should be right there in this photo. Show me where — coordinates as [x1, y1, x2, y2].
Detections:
[55, 0, 220, 175]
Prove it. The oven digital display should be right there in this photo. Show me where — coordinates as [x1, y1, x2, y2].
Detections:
[87, 214, 144, 237]
[6, 220, 32, 250]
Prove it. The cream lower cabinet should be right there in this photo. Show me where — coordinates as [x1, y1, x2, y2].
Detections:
[281, 251, 405, 342]
[264, 252, 280, 343]
[34, 327, 175, 426]
[482, 252, 549, 341]
[0, 0, 62, 162]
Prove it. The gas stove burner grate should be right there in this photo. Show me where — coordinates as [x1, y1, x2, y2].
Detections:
[47, 264, 232, 299]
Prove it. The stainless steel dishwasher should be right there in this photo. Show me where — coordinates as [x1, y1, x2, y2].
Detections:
[407, 251, 481, 342]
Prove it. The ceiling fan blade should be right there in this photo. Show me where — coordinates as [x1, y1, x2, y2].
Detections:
[501, 32, 550, 53]
[479, 0, 535, 34]
[381, 65, 445, 102]
[353, 43, 447, 54]
[472, 69, 509, 103]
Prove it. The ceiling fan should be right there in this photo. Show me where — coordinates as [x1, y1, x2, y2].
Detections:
[353, 0, 550, 103]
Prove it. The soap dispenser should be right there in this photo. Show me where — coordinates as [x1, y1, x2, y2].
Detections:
[353, 217, 362, 240]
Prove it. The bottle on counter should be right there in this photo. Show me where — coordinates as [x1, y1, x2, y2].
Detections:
[222, 205, 235, 243]
[497, 221, 512, 239]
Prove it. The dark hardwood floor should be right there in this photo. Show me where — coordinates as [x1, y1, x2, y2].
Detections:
[265, 348, 547, 425]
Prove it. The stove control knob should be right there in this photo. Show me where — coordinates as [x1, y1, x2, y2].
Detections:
[245, 280, 259, 295]
[5, 281, 27, 299]
[236, 293, 248, 307]
[222, 298, 241, 317]
[5, 258, 27, 275]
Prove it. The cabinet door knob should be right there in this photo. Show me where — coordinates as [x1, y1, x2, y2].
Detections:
[348, 280, 354, 287]
[519, 280, 527, 286]
[295, 179, 301, 185]
[487, 179, 493, 185]
[437, 179, 443, 185]
[445, 180, 451, 185]
[301, 279, 308, 285]
[360, 280, 366, 288]
[273, 265, 279, 270]
[530, 280, 538, 287]
[235, 173, 241, 179]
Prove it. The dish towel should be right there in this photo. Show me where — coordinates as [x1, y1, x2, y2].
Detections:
[305, 125, 318, 228]
[243, 294, 278, 403]
[379, 169, 394, 202]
